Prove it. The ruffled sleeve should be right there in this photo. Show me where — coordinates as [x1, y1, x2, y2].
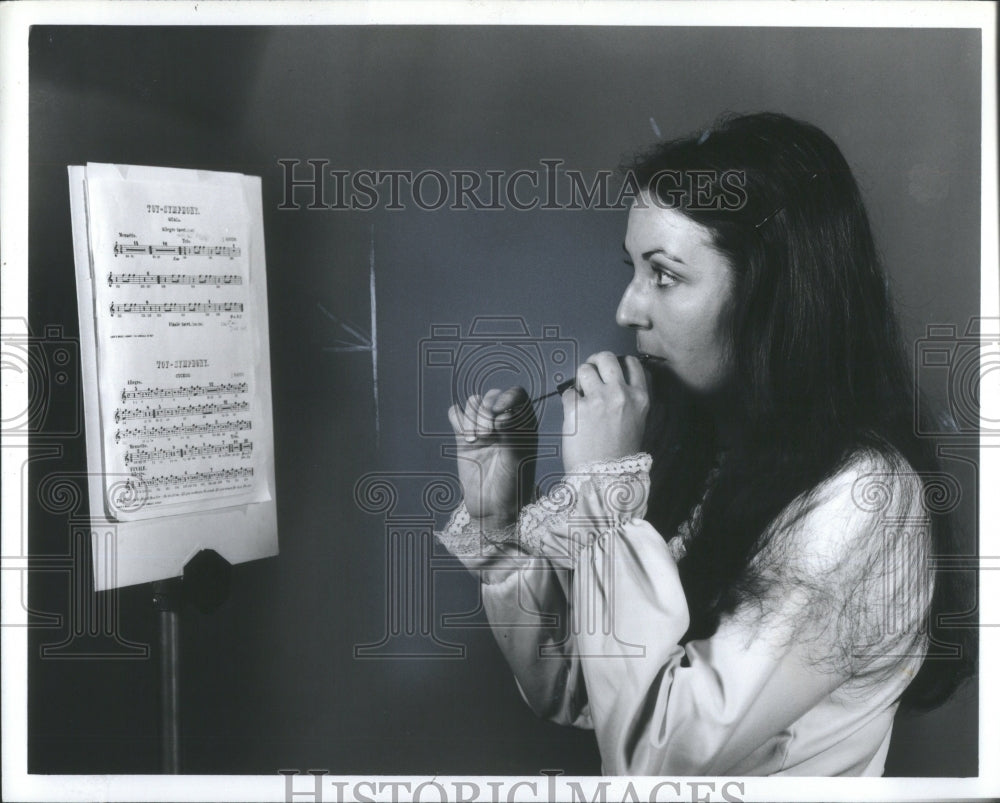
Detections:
[434, 453, 652, 725]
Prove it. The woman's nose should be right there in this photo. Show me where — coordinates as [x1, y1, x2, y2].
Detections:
[616, 281, 649, 329]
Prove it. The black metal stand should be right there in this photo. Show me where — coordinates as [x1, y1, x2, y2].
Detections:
[152, 578, 182, 774]
[151, 549, 232, 774]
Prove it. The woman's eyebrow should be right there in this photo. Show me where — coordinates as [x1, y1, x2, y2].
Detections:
[643, 247, 687, 265]
[621, 242, 688, 265]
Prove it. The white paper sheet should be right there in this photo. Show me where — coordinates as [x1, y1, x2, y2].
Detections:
[83, 163, 271, 520]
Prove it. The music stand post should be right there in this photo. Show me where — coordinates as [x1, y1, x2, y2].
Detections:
[151, 549, 232, 774]
[152, 578, 181, 773]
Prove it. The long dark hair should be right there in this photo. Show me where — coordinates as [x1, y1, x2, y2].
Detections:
[628, 112, 975, 709]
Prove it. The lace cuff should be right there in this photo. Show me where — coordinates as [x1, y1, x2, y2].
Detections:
[435, 501, 519, 559]
[436, 453, 652, 564]
[519, 452, 652, 559]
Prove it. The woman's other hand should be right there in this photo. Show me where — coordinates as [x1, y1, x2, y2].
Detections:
[561, 352, 649, 474]
[448, 387, 537, 530]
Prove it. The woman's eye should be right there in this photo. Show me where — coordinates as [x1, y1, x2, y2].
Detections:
[653, 268, 678, 288]
[624, 258, 677, 288]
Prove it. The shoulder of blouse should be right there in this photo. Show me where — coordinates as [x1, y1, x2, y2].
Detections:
[758, 447, 928, 575]
[741, 447, 931, 677]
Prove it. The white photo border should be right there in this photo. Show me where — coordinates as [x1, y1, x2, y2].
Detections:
[1, 1, 997, 801]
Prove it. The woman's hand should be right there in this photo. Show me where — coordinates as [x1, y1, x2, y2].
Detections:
[561, 352, 649, 474]
[448, 387, 537, 530]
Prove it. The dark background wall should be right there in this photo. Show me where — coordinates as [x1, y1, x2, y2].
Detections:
[27, 25, 980, 776]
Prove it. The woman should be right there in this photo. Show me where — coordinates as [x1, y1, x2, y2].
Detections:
[436, 112, 974, 776]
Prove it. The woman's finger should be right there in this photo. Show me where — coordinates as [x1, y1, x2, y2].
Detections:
[560, 384, 579, 418]
[461, 395, 483, 442]
[470, 393, 495, 439]
[492, 385, 529, 414]
[589, 351, 626, 385]
[574, 362, 601, 396]
[481, 388, 509, 436]
[482, 388, 503, 413]
[449, 403, 475, 443]
[492, 386, 532, 429]
[622, 355, 648, 391]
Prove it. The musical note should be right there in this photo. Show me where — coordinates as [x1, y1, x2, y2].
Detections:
[108, 271, 243, 287]
[124, 439, 253, 465]
[114, 419, 252, 443]
[113, 242, 241, 258]
[124, 467, 254, 492]
[120, 382, 248, 402]
[110, 301, 243, 315]
[114, 400, 250, 423]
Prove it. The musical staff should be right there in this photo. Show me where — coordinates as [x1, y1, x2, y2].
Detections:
[114, 419, 252, 443]
[114, 243, 241, 258]
[110, 301, 243, 315]
[114, 400, 249, 423]
[125, 439, 253, 465]
[121, 382, 247, 402]
[124, 467, 254, 492]
[108, 271, 244, 287]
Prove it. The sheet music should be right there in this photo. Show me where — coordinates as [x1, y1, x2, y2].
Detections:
[84, 164, 271, 520]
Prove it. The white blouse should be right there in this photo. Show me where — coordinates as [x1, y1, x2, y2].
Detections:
[436, 450, 930, 776]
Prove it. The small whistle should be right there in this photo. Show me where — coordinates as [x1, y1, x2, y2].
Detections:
[531, 354, 651, 403]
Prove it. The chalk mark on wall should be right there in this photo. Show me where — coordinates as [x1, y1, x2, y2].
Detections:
[319, 224, 379, 447]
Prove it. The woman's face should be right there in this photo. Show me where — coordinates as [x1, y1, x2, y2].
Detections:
[617, 194, 735, 394]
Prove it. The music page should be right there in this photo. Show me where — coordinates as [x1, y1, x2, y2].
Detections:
[84, 163, 271, 520]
